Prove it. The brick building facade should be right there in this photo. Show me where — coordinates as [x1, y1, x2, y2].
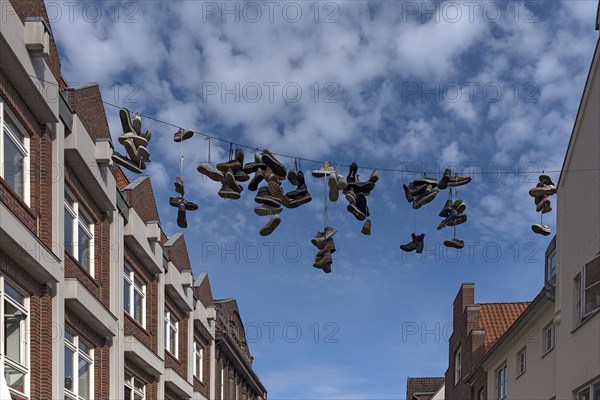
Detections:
[0, 0, 267, 399]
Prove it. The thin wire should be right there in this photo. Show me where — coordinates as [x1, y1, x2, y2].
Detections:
[323, 177, 328, 229]
[4, 63, 598, 176]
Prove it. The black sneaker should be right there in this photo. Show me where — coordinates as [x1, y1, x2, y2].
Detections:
[112, 152, 142, 174]
[400, 233, 418, 252]
[243, 154, 267, 174]
[173, 128, 194, 142]
[287, 193, 312, 208]
[255, 187, 281, 208]
[347, 203, 366, 221]
[415, 233, 425, 253]
[413, 187, 439, 209]
[347, 162, 358, 183]
[174, 177, 185, 195]
[345, 187, 357, 204]
[414, 176, 438, 188]
[287, 169, 299, 185]
[439, 199, 453, 217]
[218, 182, 241, 200]
[402, 184, 414, 203]
[452, 199, 467, 214]
[437, 210, 458, 230]
[346, 181, 375, 195]
[539, 174, 554, 186]
[177, 204, 187, 228]
[444, 238, 464, 249]
[411, 183, 429, 197]
[438, 168, 451, 190]
[261, 150, 286, 178]
[217, 159, 241, 173]
[447, 214, 467, 227]
[356, 193, 369, 216]
[448, 175, 472, 187]
[225, 168, 243, 193]
[248, 168, 265, 191]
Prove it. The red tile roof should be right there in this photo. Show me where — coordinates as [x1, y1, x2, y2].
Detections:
[479, 302, 530, 350]
[406, 377, 445, 400]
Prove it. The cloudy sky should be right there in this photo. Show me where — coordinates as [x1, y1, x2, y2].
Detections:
[50, 0, 598, 397]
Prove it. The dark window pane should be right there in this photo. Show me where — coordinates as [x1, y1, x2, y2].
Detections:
[64, 209, 74, 255]
[124, 279, 131, 315]
[3, 133, 24, 198]
[65, 347, 74, 391]
[78, 229, 91, 270]
[4, 300, 25, 363]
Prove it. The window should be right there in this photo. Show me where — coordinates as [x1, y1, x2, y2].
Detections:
[64, 329, 93, 400]
[543, 322, 555, 354]
[164, 310, 178, 358]
[581, 256, 600, 318]
[64, 189, 94, 274]
[0, 278, 29, 397]
[124, 372, 145, 400]
[123, 265, 146, 327]
[477, 388, 485, 400]
[576, 380, 600, 400]
[193, 342, 203, 381]
[516, 347, 526, 376]
[496, 364, 507, 400]
[547, 250, 557, 286]
[454, 347, 462, 385]
[0, 102, 30, 203]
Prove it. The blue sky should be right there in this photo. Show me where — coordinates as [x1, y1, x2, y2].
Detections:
[50, 0, 599, 397]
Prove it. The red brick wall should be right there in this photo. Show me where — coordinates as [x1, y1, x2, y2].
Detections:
[1, 72, 54, 252]
[123, 177, 161, 225]
[123, 249, 159, 354]
[0, 249, 53, 400]
[164, 301, 188, 381]
[64, 165, 110, 309]
[67, 87, 111, 144]
[165, 235, 192, 272]
[193, 277, 214, 308]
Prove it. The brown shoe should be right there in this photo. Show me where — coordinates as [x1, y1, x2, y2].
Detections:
[368, 170, 379, 183]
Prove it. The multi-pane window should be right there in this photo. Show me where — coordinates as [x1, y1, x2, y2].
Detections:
[577, 380, 600, 400]
[0, 102, 29, 203]
[543, 322, 555, 354]
[496, 364, 507, 400]
[0, 278, 29, 396]
[124, 372, 145, 400]
[193, 342, 203, 381]
[454, 347, 461, 385]
[123, 265, 146, 327]
[164, 310, 178, 358]
[64, 189, 94, 274]
[516, 347, 526, 376]
[582, 256, 600, 317]
[547, 250, 557, 285]
[64, 329, 93, 400]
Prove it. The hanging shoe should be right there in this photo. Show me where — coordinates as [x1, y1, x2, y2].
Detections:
[411, 183, 429, 197]
[536, 196, 550, 212]
[174, 177, 185, 195]
[529, 183, 546, 198]
[447, 175, 472, 187]
[438, 168, 451, 190]
[345, 187, 357, 204]
[346, 162, 358, 183]
[356, 192, 370, 217]
[254, 204, 283, 216]
[414, 176, 438, 188]
[132, 112, 142, 135]
[328, 173, 339, 202]
[123, 139, 146, 170]
[286, 172, 308, 198]
[234, 169, 250, 182]
[137, 146, 151, 163]
[243, 155, 267, 174]
[361, 219, 371, 235]
[311, 227, 338, 248]
[261, 150, 286, 178]
[218, 181, 241, 200]
[259, 214, 281, 236]
[142, 130, 152, 143]
[225, 168, 243, 194]
[347, 203, 366, 221]
[169, 197, 198, 210]
[316, 238, 336, 257]
[444, 238, 464, 249]
[217, 158, 241, 173]
[287, 169, 299, 186]
[438, 210, 459, 230]
[267, 180, 291, 207]
[368, 170, 379, 183]
[119, 108, 135, 134]
[118, 131, 149, 148]
[403, 184, 414, 203]
[313, 251, 333, 271]
[452, 199, 467, 214]
[173, 128, 194, 142]
[177, 204, 187, 228]
[540, 198, 552, 214]
[112, 152, 142, 174]
[415, 233, 425, 254]
[400, 233, 418, 252]
[447, 214, 468, 227]
[531, 224, 551, 236]
[539, 174, 555, 186]
[413, 187, 439, 209]
[312, 161, 335, 178]
[346, 181, 376, 195]
[248, 168, 265, 191]
[439, 199, 454, 218]
[287, 193, 312, 208]
[255, 186, 282, 208]
[197, 163, 224, 182]
[336, 174, 348, 190]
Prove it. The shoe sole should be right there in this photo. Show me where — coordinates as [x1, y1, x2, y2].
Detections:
[413, 190, 438, 209]
[259, 216, 281, 236]
[347, 204, 365, 221]
[444, 240, 464, 249]
[177, 206, 187, 228]
[262, 153, 286, 177]
[328, 175, 339, 202]
[255, 195, 281, 208]
[287, 170, 299, 186]
[174, 130, 194, 142]
[112, 153, 142, 174]
[218, 190, 241, 200]
[447, 215, 467, 226]
[254, 206, 283, 216]
[346, 181, 375, 194]
[531, 224, 551, 236]
[225, 171, 242, 193]
[448, 177, 472, 187]
[197, 163, 224, 182]
[403, 184, 414, 203]
[400, 244, 417, 252]
[287, 195, 312, 209]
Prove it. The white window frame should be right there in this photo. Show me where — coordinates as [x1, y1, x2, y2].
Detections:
[123, 264, 146, 328]
[0, 102, 30, 205]
[124, 372, 145, 400]
[64, 188, 95, 276]
[516, 347, 526, 377]
[0, 276, 30, 398]
[193, 341, 203, 381]
[454, 346, 462, 385]
[64, 329, 94, 400]
[542, 322, 555, 355]
[581, 255, 600, 319]
[496, 364, 507, 400]
[164, 310, 178, 358]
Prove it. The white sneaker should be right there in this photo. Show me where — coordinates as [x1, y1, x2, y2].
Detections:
[312, 161, 335, 178]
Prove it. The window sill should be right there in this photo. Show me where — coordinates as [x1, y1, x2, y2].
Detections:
[166, 350, 180, 363]
[194, 376, 206, 386]
[572, 308, 600, 333]
[516, 370, 526, 380]
[124, 312, 148, 334]
[65, 251, 98, 286]
[541, 347, 554, 358]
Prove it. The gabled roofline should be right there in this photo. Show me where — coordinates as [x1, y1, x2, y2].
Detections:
[558, 37, 600, 187]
